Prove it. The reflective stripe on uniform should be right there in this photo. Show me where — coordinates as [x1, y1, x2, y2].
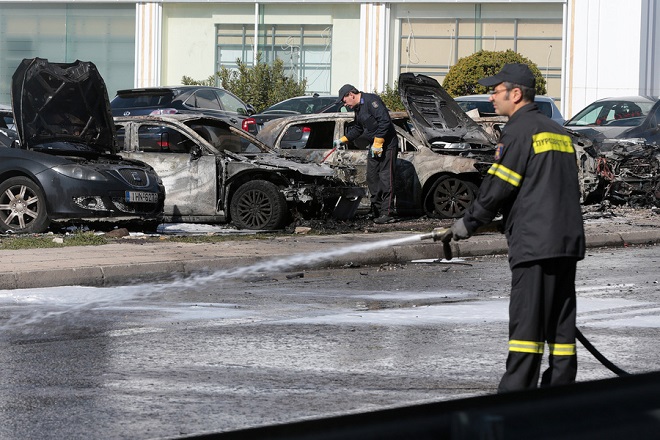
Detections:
[548, 342, 576, 356]
[508, 339, 544, 354]
[487, 163, 522, 187]
[532, 132, 574, 154]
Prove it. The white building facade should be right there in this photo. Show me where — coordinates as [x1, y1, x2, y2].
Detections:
[0, 0, 657, 119]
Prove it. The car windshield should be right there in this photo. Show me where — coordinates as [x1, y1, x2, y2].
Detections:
[113, 92, 174, 107]
[264, 97, 337, 114]
[31, 140, 105, 155]
[565, 100, 655, 127]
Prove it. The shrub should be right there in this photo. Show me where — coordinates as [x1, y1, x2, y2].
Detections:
[442, 49, 547, 97]
[376, 83, 405, 112]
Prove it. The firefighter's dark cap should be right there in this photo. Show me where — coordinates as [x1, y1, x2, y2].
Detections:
[336, 84, 358, 103]
[478, 63, 536, 89]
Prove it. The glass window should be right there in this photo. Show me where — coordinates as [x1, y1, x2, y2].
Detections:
[398, 17, 561, 96]
[216, 90, 248, 115]
[0, 4, 135, 103]
[216, 24, 332, 95]
[137, 125, 193, 153]
[188, 90, 222, 111]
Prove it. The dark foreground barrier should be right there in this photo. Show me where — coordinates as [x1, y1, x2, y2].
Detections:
[185, 371, 660, 440]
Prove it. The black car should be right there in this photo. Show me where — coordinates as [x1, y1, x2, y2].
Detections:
[243, 94, 345, 135]
[2, 58, 165, 234]
[111, 86, 255, 131]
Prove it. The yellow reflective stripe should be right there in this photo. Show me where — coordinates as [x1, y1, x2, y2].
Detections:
[532, 132, 574, 154]
[549, 343, 576, 356]
[487, 163, 522, 187]
[509, 340, 544, 354]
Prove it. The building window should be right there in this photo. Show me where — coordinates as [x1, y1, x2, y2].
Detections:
[0, 4, 135, 103]
[216, 24, 332, 95]
[399, 18, 561, 97]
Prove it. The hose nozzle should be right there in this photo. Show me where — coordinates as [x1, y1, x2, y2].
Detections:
[419, 227, 450, 242]
[419, 227, 453, 261]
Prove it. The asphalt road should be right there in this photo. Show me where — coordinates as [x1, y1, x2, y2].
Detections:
[0, 243, 658, 439]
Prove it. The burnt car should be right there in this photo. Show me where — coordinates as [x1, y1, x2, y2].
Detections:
[243, 94, 345, 135]
[0, 58, 165, 234]
[257, 73, 497, 219]
[114, 114, 365, 230]
[574, 136, 660, 208]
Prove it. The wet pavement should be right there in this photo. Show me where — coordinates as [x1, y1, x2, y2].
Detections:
[0, 208, 659, 290]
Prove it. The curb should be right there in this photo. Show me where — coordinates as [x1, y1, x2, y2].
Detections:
[1, 231, 659, 290]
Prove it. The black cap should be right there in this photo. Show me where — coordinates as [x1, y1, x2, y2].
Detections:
[478, 63, 535, 89]
[336, 84, 357, 103]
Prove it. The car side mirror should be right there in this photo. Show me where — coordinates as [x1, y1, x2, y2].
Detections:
[246, 104, 256, 116]
[190, 144, 203, 160]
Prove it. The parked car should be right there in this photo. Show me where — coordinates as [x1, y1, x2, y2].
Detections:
[594, 98, 660, 151]
[243, 94, 345, 135]
[114, 113, 365, 230]
[2, 58, 165, 234]
[0, 104, 18, 147]
[257, 73, 498, 219]
[455, 94, 565, 125]
[110, 86, 256, 131]
[563, 96, 657, 145]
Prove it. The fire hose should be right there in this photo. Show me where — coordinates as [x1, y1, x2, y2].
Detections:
[420, 226, 631, 377]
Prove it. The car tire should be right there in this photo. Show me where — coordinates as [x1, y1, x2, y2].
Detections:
[230, 180, 288, 230]
[426, 176, 478, 219]
[0, 176, 50, 233]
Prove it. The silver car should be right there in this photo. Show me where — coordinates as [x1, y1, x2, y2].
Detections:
[114, 114, 365, 230]
[258, 74, 498, 219]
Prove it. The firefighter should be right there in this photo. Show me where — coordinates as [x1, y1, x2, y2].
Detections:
[334, 84, 398, 224]
[442, 63, 586, 392]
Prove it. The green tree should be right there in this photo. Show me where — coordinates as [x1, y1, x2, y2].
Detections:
[183, 53, 307, 113]
[376, 83, 405, 112]
[442, 50, 547, 97]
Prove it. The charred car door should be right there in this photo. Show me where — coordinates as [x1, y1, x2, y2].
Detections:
[115, 120, 225, 222]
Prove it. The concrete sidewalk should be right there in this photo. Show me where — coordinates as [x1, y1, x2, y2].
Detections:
[1, 220, 659, 290]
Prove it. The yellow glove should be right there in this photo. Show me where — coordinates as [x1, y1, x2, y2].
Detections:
[333, 136, 349, 147]
[371, 137, 384, 157]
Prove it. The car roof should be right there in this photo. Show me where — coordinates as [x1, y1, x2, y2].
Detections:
[114, 113, 274, 152]
[115, 86, 228, 96]
[587, 95, 658, 103]
[455, 94, 558, 102]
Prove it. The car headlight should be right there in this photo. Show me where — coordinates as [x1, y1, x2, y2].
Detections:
[52, 164, 108, 181]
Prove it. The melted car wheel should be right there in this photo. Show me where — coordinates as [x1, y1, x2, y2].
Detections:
[427, 175, 478, 219]
[230, 180, 288, 230]
[0, 176, 50, 233]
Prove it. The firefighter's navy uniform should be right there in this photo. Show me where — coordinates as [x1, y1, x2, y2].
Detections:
[342, 92, 398, 218]
[461, 102, 586, 392]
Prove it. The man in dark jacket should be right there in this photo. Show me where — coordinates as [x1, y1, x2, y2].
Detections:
[442, 64, 585, 392]
[334, 84, 398, 224]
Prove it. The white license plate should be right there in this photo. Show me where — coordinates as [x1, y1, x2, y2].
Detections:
[125, 191, 159, 203]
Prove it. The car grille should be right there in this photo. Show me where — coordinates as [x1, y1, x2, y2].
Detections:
[111, 198, 162, 215]
[118, 168, 150, 188]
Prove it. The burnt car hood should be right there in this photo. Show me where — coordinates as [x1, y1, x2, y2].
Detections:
[398, 73, 496, 147]
[250, 154, 337, 177]
[11, 58, 117, 153]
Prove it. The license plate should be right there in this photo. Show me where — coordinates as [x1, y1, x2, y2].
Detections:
[125, 191, 158, 203]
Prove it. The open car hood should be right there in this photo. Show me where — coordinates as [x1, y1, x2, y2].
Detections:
[398, 73, 496, 147]
[11, 58, 117, 153]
